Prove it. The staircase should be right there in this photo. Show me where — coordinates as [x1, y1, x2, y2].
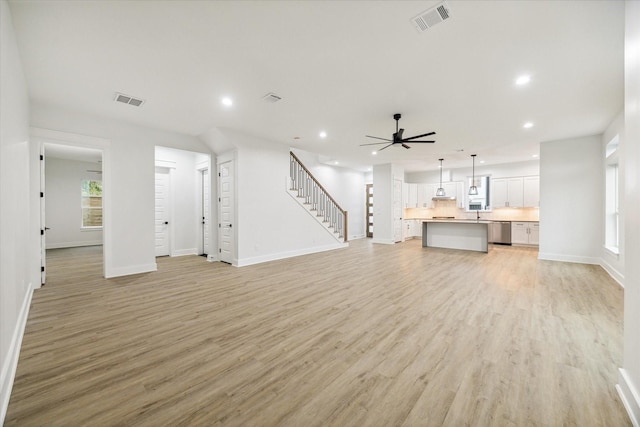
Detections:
[288, 152, 348, 243]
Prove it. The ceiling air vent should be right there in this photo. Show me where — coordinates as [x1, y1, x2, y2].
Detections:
[411, 1, 452, 33]
[262, 93, 282, 103]
[114, 92, 145, 107]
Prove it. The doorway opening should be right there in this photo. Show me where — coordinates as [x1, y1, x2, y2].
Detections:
[41, 143, 105, 285]
[154, 146, 212, 260]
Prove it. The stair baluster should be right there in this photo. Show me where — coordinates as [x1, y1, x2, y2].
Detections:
[289, 152, 348, 242]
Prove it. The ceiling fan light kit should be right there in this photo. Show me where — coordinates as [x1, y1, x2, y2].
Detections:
[361, 113, 436, 151]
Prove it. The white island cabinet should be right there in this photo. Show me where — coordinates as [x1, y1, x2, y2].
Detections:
[422, 220, 490, 253]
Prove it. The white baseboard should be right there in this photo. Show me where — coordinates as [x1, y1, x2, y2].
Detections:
[1, 286, 33, 425]
[600, 258, 624, 288]
[617, 368, 640, 427]
[105, 263, 157, 278]
[46, 240, 103, 249]
[371, 238, 396, 245]
[537, 252, 600, 265]
[171, 248, 198, 257]
[236, 242, 348, 267]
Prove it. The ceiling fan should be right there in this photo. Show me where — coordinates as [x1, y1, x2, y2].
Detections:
[361, 113, 436, 151]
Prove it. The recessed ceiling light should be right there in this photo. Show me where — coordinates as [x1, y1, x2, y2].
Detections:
[523, 122, 534, 129]
[221, 97, 233, 107]
[372, 151, 377, 155]
[319, 131, 327, 139]
[334, 161, 339, 165]
[480, 160, 485, 164]
[516, 75, 531, 85]
[532, 154, 539, 158]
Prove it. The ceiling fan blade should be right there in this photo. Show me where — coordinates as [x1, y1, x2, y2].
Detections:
[365, 135, 392, 142]
[401, 143, 411, 149]
[378, 143, 394, 151]
[403, 140, 435, 143]
[403, 131, 436, 141]
[360, 141, 392, 146]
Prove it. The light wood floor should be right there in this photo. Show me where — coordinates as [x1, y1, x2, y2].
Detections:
[6, 240, 630, 426]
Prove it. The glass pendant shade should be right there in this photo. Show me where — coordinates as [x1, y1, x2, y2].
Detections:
[468, 154, 478, 195]
[437, 158, 445, 196]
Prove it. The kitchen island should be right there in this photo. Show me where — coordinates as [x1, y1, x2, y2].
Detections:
[422, 219, 491, 253]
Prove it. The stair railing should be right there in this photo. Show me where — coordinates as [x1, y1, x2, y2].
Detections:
[289, 151, 348, 242]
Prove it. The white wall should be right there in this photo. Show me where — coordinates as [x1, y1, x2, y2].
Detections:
[372, 164, 392, 244]
[405, 159, 540, 183]
[619, 1, 640, 424]
[210, 129, 345, 267]
[292, 149, 366, 240]
[539, 135, 603, 264]
[44, 158, 104, 249]
[30, 103, 211, 277]
[0, 1, 34, 422]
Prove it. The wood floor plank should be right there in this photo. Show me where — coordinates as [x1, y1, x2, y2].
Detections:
[5, 240, 631, 426]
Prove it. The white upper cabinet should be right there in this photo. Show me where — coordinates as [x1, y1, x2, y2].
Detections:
[523, 176, 540, 207]
[417, 183, 434, 208]
[492, 176, 538, 208]
[506, 177, 524, 208]
[407, 183, 418, 208]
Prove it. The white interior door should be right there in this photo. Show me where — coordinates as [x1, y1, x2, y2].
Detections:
[155, 169, 171, 256]
[393, 179, 403, 243]
[202, 169, 210, 256]
[218, 160, 234, 264]
[40, 144, 46, 284]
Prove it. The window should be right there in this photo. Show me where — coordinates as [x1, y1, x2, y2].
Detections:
[81, 179, 102, 228]
[466, 175, 491, 212]
[605, 136, 619, 253]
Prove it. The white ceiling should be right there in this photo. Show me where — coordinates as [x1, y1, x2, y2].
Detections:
[8, 0, 624, 172]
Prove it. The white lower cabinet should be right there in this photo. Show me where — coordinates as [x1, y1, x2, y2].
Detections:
[511, 221, 539, 245]
[404, 220, 423, 240]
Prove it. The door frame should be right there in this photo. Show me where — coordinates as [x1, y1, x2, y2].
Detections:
[196, 166, 211, 258]
[32, 127, 110, 285]
[217, 153, 235, 265]
[366, 184, 373, 238]
[154, 167, 172, 257]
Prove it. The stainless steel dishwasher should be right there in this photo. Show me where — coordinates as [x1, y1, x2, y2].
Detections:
[489, 221, 511, 245]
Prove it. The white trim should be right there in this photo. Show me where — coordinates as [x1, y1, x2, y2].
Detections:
[31, 127, 111, 280]
[537, 252, 601, 265]
[604, 245, 620, 257]
[171, 248, 198, 257]
[155, 159, 176, 169]
[600, 258, 624, 288]
[371, 238, 396, 245]
[236, 242, 348, 267]
[617, 368, 640, 427]
[46, 241, 103, 249]
[1, 286, 33, 425]
[105, 263, 157, 278]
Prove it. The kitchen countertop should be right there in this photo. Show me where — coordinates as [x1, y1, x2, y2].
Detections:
[417, 218, 493, 224]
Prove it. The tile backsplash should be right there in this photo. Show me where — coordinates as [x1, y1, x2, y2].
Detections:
[405, 200, 539, 222]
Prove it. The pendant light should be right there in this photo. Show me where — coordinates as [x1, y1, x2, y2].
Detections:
[469, 154, 478, 195]
[436, 158, 446, 196]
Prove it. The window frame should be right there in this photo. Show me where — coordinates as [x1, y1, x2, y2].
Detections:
[81, 179, 103, 230]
